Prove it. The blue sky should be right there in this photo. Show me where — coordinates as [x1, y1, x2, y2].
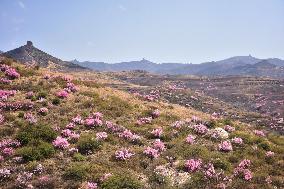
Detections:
[0, 0, 283, 63]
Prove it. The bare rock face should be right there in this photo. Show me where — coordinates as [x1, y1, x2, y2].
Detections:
[26, 41, 33, 47]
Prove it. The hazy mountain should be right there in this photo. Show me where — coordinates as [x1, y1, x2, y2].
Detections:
[0, 50, 3, 54]
[4, 41, 87, 70]
[72, 56, 284, 78]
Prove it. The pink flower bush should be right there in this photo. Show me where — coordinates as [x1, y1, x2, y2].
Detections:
[191, 115, 201, 123]
[61, 129, 80, 140]
[0, 90, 16, 100]
[0, 78, 12, 84]
[85, 117, 103, 127]
[0, 168, 11, 180]
[218, 141, 233, 152]
[172, 121, 184, 129]
[0, 101, 34, 111]
[56, 90, 68, 98]
[0, 139, 19, 147]
[68, 148, 79, 154]
[144, 146, 160, 159]
[254, 130, 265, 137]
[231, 137, 243, 145]
[234, 159, 253, 181]
[203, 163, 216, 178]
[65, 82, 78, 93]
[119, 129, 140, 142]
[151, 109, 160, 118]
[224, 125, 235, 132]
[185, 159, 202, 172]
[2, 147, 14, 156]
[38, 107, 48, 115]
[26, 91, 34, 99]
[137, 117, 152, 125]
[193, 124, 208, 135]
[52, 136, 70, 149]
[4, 67, 20, 79]
[105, 121, 123, 133]
[93, 112, 103, 119]
[87, 182, 98, 189]
[96, 132, 108, 140]
[265, 151, 275, 157]
[153, 139, 166, 152]
[66, 122, 76, 129]
[185, 135, 196, 144]
[72, 115, 83, 124]
[115, 148, 134, 160]
[151, 128, 163, 138]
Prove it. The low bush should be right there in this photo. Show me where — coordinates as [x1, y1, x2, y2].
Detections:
[77, 134, 101, 154]
[16, 124, 57, 145]
[101, 173, 142, 189]
[64, 163, 89, 181]
[17, 141, 55, 161]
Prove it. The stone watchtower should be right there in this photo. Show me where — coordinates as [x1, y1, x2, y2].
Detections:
[26, 41, 33, 47]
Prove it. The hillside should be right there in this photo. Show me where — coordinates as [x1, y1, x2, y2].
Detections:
[3, 41, 87, 71]
[0, 57, 283, 189]
[73, 56, 284, 78]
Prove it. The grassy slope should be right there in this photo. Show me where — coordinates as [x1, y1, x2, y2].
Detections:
[0, 58, 283, 189]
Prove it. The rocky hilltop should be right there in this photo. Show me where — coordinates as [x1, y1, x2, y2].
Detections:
[4, 41, 87, 71]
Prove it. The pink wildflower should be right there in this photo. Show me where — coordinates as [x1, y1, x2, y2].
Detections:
[72, 115, 83, 124]
[52, 136, 70, 149]
[87, 182, 98, 189]
[265, 151, 275, 157]
[185, 159, 202, 172]
[151, 128, 163, 138]
[231, 137, 243, 145]
[96, 132, 108, 141]
[254, 130, 265, 137]
[218, 141, 233, 152]
[143, 146, 160, 159]
[153, 139, 166, 152]
[185, 135, 196, 144]
[137, 117, 152, 125]
[204, 163, 216, 178]
[172, 121, 184, 129]
[224, 125, 235, 132]
[115, 148, 135, 160]
[151, 109, 160, 118]
[193, 124, 208, 135]
[38, 107, 48, 115]
[2, 147, 14, 156]
[56, 90, 68, 98]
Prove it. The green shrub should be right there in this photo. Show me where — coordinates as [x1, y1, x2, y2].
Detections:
[73, 153, 86, 161]
[258, 141, 271, 151]
[52, 97, 60, 105]
[16, 124, 57, 145]
[212, 158, 232, 172]
[77, 134, 101, 154]
[37, 91, 48, 99]
[17, 141, 55, 161]
[64, 163, 89, 181]
[101, 174, 142, 189]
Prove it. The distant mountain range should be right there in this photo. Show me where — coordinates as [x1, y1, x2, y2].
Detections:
[2, 42, 284, 77]
[72, 56, 284, 78]
[3, 41, 87, 71]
